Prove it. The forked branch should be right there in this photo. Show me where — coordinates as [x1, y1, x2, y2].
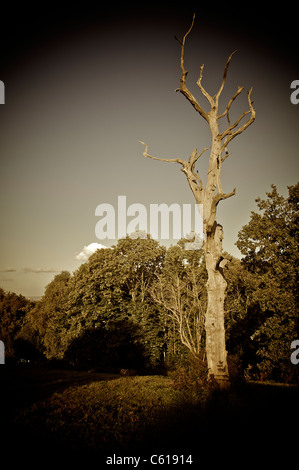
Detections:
[174, 13, 255, 145]
[140, 15, 255, 230]
[140, 141, 209, 200]
[220, 87, 255, 154]
[218, 85, 244, 123]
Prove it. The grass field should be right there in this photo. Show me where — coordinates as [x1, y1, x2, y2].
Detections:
[1, 365, 298, 467]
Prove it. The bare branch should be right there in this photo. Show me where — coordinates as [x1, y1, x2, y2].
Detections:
[187, 146, 210, 190]
[183, 12, 196, 42]
[221, 107, 250, 139]
[215, 50, 237, 104]
[189, 146, 210, 171]
[196, 64, 214, 107]
[177, 86, 210, 122]
[215, 188, 236, 205]
[220, 87, 256, 153]
[175, 14, 210, 123]
[140, 141, 209, 198]
[139, 141, 187, 167]
[221, 147, 230, 163]
[217, 85, 244, 124]
[207, 187, 236, 230]
[181, 147, 209, 196]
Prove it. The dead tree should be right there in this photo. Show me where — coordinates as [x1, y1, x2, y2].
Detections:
[140, 15, 255, 388]
[150, 267, 206, 361]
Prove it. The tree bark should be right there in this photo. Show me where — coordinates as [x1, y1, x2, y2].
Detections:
[205, 223, 229, 387]
[202, 116, 231, 387]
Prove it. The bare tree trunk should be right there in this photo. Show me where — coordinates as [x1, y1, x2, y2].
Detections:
[140, 14, 255, 388]
[202, 119, 230, 387]
[205, 223, 229, 386]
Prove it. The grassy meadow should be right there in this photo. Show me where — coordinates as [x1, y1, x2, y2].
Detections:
[1, 365, 298, 467]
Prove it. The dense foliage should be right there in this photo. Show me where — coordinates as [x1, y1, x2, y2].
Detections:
[234, 183, 299, 382]
[0, 289, 35, 359]
[0, 183, 298, 383]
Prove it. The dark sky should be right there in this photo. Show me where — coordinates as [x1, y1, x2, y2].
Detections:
[0, 3, 298, 297]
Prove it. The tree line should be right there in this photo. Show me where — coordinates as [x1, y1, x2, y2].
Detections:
[0, 183, 298, 383]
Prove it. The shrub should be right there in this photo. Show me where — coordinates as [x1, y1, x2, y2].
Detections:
[227, 354, 244, 385]
[169, 357, 212, 404]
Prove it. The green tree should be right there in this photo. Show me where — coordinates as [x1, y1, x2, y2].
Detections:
[224, 257, 260, 378]
[19, 271, 71, 359]
[41, 238, 167, 369]
[114, 236, 165, 304]
[236, 183, 299, 382]
[0, 288, 34, 358]
[114, 237, 167, 369]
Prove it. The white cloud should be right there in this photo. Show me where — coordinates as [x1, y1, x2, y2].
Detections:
[75, 242, 107, 262]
